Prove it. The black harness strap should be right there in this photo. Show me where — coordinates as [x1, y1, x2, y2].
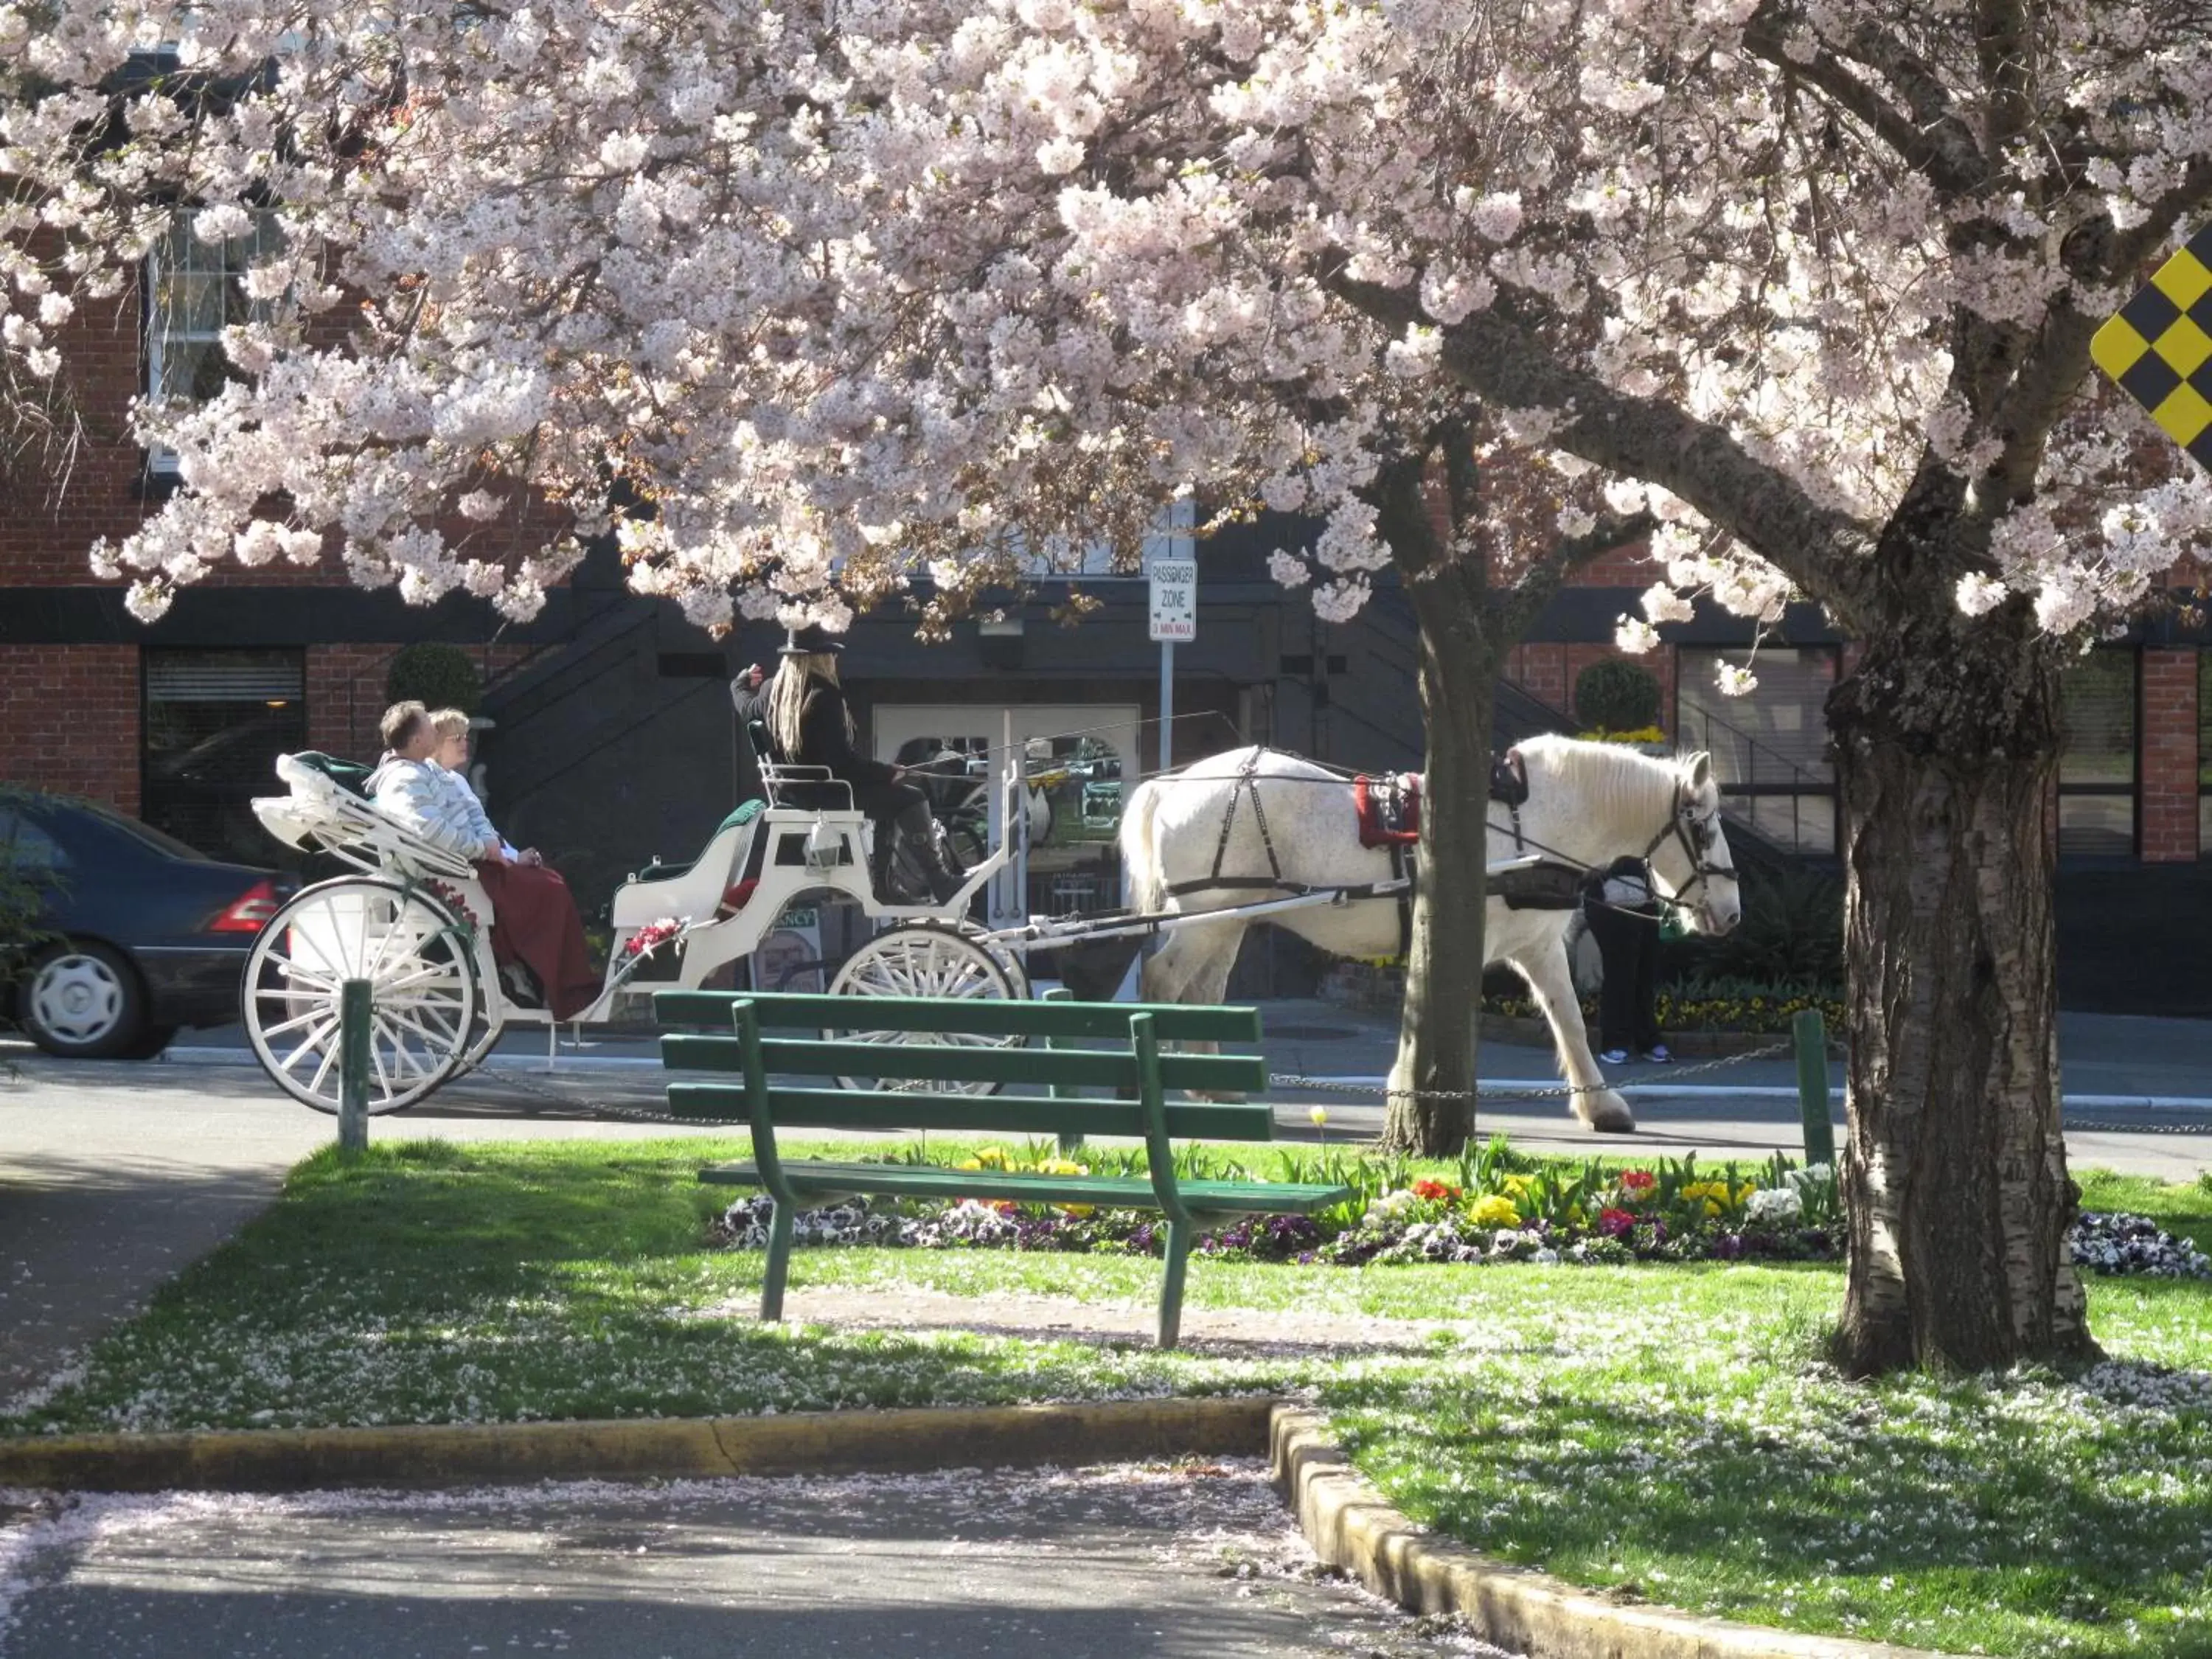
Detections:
[1169, 751, 1292, 899]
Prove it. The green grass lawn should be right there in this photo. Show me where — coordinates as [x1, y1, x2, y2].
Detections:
[7, 1135, 2211, 1658]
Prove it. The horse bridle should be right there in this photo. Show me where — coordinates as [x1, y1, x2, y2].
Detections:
[1641, 785, 1733, 919]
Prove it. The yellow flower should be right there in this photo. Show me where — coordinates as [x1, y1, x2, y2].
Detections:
[1568, 1206, 1586, 1226]
[1061, 1203, 1095, 1219]
[1309, 1105, 1329, 1127]
[975, 1147, 1009, 1169]
[1470, 1195, 1521, 1228]
[1704, 1200, 1722, 1217]
[1038, 1158, 1091, 1177]
[1502, 1174, 1533, 1200]
[955, 1159, 982, 1172]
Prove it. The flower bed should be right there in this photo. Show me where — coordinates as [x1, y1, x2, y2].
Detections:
[712, 1145, 2211, 1282]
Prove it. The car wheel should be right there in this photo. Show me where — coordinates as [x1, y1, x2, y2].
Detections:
[21, 942, 149, 1060]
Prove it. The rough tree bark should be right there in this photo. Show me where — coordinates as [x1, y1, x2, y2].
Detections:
[1369, 429, 1639, 1155]
[1826, 593, 2095, 1376]
[1383, 555, 1496, 1155]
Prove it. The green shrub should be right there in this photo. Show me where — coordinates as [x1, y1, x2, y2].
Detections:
[1573, 658, 1662, 733]
[1663, 863, 1843, 986]
[384, 642, 483, 717]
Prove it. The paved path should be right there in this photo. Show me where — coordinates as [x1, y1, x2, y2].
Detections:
[0, 1463, 1508, 1658]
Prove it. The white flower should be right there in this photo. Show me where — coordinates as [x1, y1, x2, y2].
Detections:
[1640, 582, 1696, 625]
[1714, 661, 1758, 696]
[1267, 549, 1310, 588]
[1614, 616, 1661, 654]
[1036, 136, 1085, 175]
[1955, 571, 2008, 616]
[1746, 1187, 1803, 1225]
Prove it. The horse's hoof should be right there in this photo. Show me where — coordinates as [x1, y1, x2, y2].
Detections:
[1580, 1090, 1638, 1134]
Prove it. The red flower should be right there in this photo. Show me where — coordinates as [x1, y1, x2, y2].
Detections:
[1620, 1169, 1658, 1193]
[1411, 1178, 1462, 1203]
[1596, 1207, 1636, 1237]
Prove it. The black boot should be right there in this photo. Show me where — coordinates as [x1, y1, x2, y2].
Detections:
[896, 801, 963, 905]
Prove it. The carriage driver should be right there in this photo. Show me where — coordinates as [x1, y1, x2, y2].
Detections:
[365, 700, 601, 1021]
[736, 625, 964, 904]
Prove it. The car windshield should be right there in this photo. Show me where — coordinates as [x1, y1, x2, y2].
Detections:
[77, 801, 210, 862]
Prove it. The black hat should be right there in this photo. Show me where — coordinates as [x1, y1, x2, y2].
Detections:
[778, 624, 847, 656]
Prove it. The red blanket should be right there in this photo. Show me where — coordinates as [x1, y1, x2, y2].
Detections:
[475, 860, 599, 1020]
[1353, 773, 1423, 849]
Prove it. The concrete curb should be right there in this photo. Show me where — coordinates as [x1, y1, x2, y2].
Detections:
[1268, 1407, 1944, 1659]
[0, 1395, 1274, 1495]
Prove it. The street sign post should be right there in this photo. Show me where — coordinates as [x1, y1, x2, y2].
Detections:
[2091, 222, 2212, 473]
[1148, 557, 1197, 773]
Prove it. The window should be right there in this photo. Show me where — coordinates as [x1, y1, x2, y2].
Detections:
[0, 809, 69, 876]
[142, 649, 307, 866]
[2198, 651, 2212, 858]
[1675, 648, 1839, 856]
[2059, 648, 2138, 857]
[145, 212, 280, 468]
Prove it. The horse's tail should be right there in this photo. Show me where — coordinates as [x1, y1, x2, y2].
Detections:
[1119, 776, 1169, 914]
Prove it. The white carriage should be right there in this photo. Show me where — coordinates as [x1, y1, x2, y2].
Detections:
[241, 751, 1029, 1114]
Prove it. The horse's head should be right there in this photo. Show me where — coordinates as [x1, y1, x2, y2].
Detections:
[1645, 752, 1741, 936]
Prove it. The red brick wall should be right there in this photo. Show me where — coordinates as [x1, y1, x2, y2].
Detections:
[2140, 647, 2198, 863]
[0, 644, 140, 810]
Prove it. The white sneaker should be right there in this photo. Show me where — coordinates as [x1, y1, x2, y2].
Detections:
[1597, 1048, 1629, 1066]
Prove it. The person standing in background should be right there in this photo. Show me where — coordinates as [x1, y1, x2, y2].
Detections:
[1581, 855, 1672, 1067]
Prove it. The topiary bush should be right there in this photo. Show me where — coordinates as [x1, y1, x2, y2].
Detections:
[1573, 658, 1663, 734]
[384, 642, 483, 716]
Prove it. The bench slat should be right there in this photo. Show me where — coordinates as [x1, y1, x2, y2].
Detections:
[667, 1084, 1274, 1140]
[654, 989, 1260, 1044]
[699, 1160, 1352, 1214]
[661, 1033, 1268, 1094]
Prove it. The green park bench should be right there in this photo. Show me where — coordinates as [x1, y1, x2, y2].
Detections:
[653, 989, 1353, 1347]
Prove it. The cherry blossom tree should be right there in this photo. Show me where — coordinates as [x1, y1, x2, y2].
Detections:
[7, 0, 2212, 1373]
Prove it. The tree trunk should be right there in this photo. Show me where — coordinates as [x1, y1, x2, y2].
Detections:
[1827, 622, 2095, 1376]
[1381, 566, 1494, 1155]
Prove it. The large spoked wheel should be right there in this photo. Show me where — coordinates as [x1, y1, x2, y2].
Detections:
[243, 879, 481, 1114]
[827, 919, 1029, 1094]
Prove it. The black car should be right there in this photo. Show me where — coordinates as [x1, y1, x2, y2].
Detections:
[1, 791, 296, 1059]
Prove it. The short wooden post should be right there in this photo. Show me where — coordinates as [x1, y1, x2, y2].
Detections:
[1043, 985, 1082, 1155]
[1792, 1008, 1834, 1170]
[338, 978, 371, 1153]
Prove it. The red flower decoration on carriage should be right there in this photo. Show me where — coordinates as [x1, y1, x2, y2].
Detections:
[623, 917, 686, 959]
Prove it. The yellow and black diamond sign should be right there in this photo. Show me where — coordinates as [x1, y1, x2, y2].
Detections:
[2093, 223, 2212, 470]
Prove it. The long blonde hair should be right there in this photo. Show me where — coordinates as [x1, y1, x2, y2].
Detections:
[765, 653, 853, 757]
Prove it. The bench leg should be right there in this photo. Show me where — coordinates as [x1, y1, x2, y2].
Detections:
[760, 1202, 793, 1322]
[1156, 1220, 1192, 1349]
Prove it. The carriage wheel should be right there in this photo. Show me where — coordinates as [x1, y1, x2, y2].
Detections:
[826, 919, 1028, 1095]
[243, 879, 480, 1114]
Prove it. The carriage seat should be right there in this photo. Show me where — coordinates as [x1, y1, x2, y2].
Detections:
[608, 799, 773, 929]
[251, 752, 479, 883]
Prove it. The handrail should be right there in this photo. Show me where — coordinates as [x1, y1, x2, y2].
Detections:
[1677, 700, 1832, 855]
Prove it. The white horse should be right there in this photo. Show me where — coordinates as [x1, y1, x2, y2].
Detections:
[1118, 736, 1743, 1133]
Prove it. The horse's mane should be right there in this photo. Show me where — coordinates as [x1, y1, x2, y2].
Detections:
[1513, 734, 1680, 830]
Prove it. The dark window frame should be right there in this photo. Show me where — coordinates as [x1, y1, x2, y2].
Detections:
[2057, 645, 2140, 860]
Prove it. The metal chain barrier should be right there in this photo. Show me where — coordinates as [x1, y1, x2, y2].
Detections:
[1265, 1040, 1796, 1103]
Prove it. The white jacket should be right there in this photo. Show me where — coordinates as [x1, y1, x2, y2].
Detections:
[365, 754, 493, 860]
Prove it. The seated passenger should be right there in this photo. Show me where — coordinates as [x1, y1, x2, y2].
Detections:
[364, 700, 599, 1020]
[737, 625, 961, 903]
